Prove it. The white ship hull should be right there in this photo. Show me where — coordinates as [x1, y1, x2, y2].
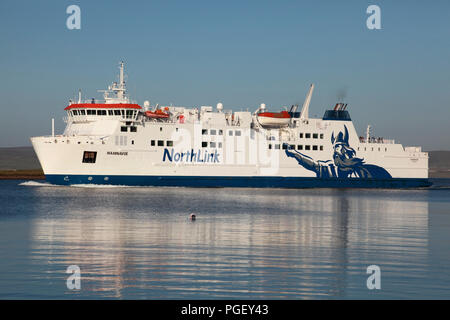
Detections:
[31, 117, 429, 188]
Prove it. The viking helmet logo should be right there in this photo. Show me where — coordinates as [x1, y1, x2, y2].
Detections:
[331, 125, 349, 147]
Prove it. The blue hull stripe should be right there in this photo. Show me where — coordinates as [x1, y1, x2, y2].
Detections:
[45, 174, 432, 188]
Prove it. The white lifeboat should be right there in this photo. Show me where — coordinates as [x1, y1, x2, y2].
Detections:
[257, 110, 291, 127]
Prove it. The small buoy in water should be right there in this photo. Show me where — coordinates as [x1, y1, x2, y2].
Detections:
[189, 213, 196, 221]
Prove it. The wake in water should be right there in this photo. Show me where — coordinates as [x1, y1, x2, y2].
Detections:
[19, 181, 59, 187]
[69, 184, 139, 188]
[19, 181, 137, 188]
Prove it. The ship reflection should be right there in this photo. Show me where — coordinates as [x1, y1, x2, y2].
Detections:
[29, 187, 429, 299]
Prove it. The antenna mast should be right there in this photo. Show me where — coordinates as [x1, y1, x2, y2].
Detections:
[117, 61, 125, 100]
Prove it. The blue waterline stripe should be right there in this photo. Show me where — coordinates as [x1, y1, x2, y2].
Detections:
[45, 174, 432, 188]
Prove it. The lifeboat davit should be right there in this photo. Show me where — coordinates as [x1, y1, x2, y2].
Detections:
[257, 110, 291, 127]
[145, 108, 170, 119]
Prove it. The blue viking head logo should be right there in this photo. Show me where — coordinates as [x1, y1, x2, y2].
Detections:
[330, 125, 359, 169]
[331, 125, 349, 148]
[285, 124, 392, 179]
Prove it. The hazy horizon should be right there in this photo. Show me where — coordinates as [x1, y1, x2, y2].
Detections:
[1, 0, 450, 149]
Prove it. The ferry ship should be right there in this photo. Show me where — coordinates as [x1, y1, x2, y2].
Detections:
[31, 63, 430, 188]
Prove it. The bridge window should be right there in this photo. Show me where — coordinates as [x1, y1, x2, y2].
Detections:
[80, 110, 85, 115]
[87, 109, 95, 115]
[97, 110, 107, 116]
[82, 151, 97, 164]
[114, 110, 121, 116]
[126, 110, 134, 118]
[108, 110, 114, 115]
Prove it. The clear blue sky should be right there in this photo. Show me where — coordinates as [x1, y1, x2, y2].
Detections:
[1, 0, 449, 150]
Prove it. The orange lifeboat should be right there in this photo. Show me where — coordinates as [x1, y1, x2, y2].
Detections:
[257, 110, 291, 127]
[145, 109, 170, 119]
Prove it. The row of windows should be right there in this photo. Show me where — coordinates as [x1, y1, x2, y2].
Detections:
[150, 140, 224, 148]
[269, 144, 324, 151]
[299, 133, 324, 139]
[202, 129, 242, 136]
[121, 126, 137, 132]
[358, 147, 388, 152]
[151, 140, 173, 147]
[70, 109, 137, 117]
[126, 139, 388, 152]
[202, 141, 222, 148]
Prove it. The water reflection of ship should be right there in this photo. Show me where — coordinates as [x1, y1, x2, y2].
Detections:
[29, 188, 429, 298]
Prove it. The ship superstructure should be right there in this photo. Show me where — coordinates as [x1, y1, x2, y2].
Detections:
[31, 63, 430, 187]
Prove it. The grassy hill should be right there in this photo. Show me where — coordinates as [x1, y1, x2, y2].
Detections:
[429, 150, 450, 178]
[0, 147, 449, 178]
[0, 147, 41, 170]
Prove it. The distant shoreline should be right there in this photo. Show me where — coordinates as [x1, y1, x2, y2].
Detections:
[0, 170, 45, 180]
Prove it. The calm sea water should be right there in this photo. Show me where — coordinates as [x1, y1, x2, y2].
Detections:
[0, 179, 449, 299]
